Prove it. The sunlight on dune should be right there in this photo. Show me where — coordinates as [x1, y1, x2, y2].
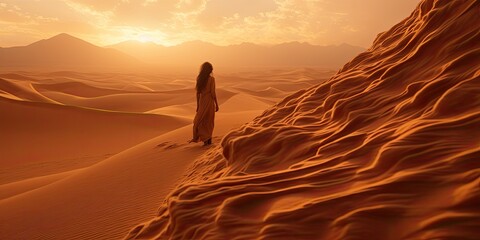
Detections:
[126, 0, 480, 239]
[0, 68, 332, 239]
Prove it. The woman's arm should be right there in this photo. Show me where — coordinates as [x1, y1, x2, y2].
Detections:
[212, 77, 219, 112]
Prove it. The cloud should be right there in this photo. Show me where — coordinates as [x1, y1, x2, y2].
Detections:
[181, 0, 353, 45]
[0, 0, 420, 47]
[0, 2, 33, 23]
[62, 0, 113, 27]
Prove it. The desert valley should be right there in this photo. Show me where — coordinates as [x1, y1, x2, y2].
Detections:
[0, 33, 347, 239]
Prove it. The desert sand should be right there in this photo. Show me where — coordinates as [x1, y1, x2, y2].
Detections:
[1, 0, 479, 239]
[0, 68, 333, 239]
[124, 0, 480, 239]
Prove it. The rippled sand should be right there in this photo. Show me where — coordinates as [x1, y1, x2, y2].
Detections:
[126, 1, 480, 239]
[0, 68, 332, 239]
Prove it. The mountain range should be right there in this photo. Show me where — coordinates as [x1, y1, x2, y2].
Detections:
[108, 40, 365, 69]
[0, 33, 365, 71]
[0, 33, 142, 71]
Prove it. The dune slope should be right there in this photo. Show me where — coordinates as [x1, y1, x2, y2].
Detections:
[0, 97, 190, 184]
[0, 110, 263, 240]
[126, 1, 480, 239]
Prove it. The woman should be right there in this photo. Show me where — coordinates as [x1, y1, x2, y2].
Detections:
[190, 62, 219, 146]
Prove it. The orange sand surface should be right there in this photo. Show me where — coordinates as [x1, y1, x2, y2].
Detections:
[1, 0, 479, 239]
[125, 0, 480, 239]
[0, 68, 333, 239]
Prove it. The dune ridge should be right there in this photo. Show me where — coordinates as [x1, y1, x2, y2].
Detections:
[126, 0, 480, 239]
[0, 110, 266, 240]
[0, 63, 331, 238]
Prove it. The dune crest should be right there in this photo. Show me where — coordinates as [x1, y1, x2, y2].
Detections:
[126, 0, 480, 239]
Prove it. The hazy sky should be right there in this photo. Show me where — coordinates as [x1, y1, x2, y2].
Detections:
[0, 0, 419, 47]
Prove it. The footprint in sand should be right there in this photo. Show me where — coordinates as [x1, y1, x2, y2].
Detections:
[156, 141, 180, 150]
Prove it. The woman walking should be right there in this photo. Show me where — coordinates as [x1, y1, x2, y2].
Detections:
[190, 62, 219, 146]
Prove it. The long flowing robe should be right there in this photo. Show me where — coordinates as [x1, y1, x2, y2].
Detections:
[192, 76, 216, 142]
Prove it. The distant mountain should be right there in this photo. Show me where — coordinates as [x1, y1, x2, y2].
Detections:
[0, 33, 144, 71]
[108, 40, 366, 69]
[0, 33, 365, 71]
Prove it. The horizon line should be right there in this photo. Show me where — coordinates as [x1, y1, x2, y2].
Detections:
[0, 32, 368, 49]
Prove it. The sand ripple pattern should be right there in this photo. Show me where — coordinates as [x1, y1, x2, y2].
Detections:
[127, 1, 480, 239]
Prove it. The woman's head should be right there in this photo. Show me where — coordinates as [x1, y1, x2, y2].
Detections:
[200, 62, 213, 74]
[196, 62, 213, 92]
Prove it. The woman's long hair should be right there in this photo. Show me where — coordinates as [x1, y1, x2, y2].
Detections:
[196, 62, 213, 93]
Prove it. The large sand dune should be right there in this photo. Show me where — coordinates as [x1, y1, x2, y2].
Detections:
[125, 1, 480, 239]
[0, 97, 189, 184]
[0, 65, 330, 239]
[0, 111, 261, 239]
[1, 0, 477, 239]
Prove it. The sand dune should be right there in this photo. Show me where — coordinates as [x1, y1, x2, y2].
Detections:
[0, 168, 84, 200]
[0, 110, 263, 239]
[126, 1, 480, 239]
[0, 78, 60, 103]
[232, 86, 286, 99]
[0, 97, 190, 184]
[147, 103, 197, 118]
[3, 1, 475, 239]
[39, 88, 237, 113]
[32, 81, 128, 98]
[0, 64, 327, 239]
[219, 93, 271, 113]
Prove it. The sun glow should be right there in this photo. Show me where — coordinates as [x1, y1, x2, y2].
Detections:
[0, 0, 420, 48]
[133, 34, 154, 43]
[115, 27, 172, 45]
